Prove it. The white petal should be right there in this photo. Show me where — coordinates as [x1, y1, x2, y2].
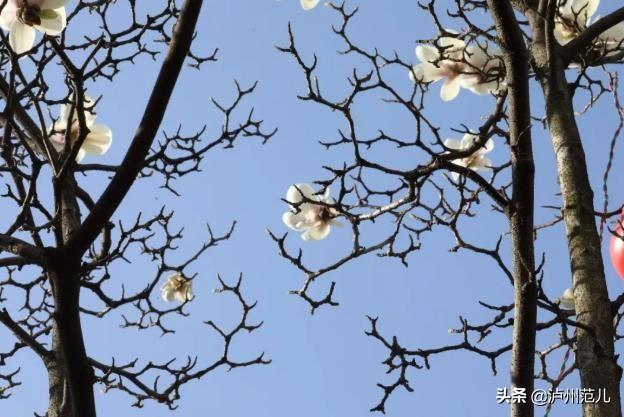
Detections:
[464, 45, 488, 68]
[329, 217, 343, 228]
[300, 0, 320, 10]
[57, 103, 70, 123]
[583, 0, 599, 22]
[413, 62, 443, 83]
[461, 133, 478, 148]
[282, 211, 309, 232]
[440, 77, 462, 101]
[600, 22, 624, 43]
[161, 286, 174, 302]
[409, 65, 426, 83]
[81, 124, 112, 156]
[48, 132, 65, 151]
[40, 0, 69, 9]
[75, 147, 86, 163]
[52, 117, 68, 132]
[302, 223, 331, 241]
[9, 21, 36, 54]
[471, 156, 492, 170]
[415, 45, 439, 64]
[0, 5, 17, 31]
[444, 138, 462, 150]
[560, 0, 573, 18]
[322, 186, 331, 201]
[481, 138, 494, 153]
[285, 183, 315, 204]
[559, 288, 575, 309]
[554, 24, 574, 45]
[35, 7, 66, 36]
[185, 286, 195, 301]
[174, 290, 187, 303]
[437, 36, 466, 56]
[465, 79, 499, 95]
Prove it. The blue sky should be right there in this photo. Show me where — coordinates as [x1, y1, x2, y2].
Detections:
[2, 1, 624, 416]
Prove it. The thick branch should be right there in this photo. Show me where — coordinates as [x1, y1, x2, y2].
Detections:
[564, 7, 624, 59]
[0, 233, 46, 266]
[487, 2, 537, 417]
[67, 0, 204, 256]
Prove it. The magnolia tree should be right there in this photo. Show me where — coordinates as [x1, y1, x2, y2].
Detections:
[3, 0, 624, 416]
[0, 0, 276, 416]
[272, 1, 624, 417]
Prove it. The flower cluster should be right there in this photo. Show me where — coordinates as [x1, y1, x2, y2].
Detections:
[49, 95, 112, 162]
[554, 0, 624, 50]
[0, 0, 69, 54]
[444, 133, 494, 179]
[411, 34, 502, 101]
[282, 183, 341, 241]
[161, 273, 194, 303]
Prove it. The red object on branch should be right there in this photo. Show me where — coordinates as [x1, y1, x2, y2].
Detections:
[610, 213, 624, 279]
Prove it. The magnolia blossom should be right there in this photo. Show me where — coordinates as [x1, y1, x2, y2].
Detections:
[555, 0, 624, 50]
[411, 35, 503, 100]
[444, 133, 494, 180]
[49, 95, 112, 162]
[598, 21, 624, 53]
[0, 0, 69, 54]
[558, 288, 575, 310]
[161, 273, 194, 303]
[461, 46, 503, 95]
[300, 0, 319, 10]
[411, 36, 468, 101]
[282, 183, 341, 241]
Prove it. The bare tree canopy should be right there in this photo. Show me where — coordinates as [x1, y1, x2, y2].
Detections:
[1, 1, 624, 416]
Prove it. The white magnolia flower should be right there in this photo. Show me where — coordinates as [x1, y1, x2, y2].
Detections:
[0, 0, 69, 54]
[282, 183, 341, 241]
[554, 0, 598, 45]
[49, 95, 112, 162]
[444, 133, 494, 180]
[161, 273, 194, 303]
[300, 0, 319, 10]
[593, 17, 624, 55]
[411, 35, 469, 101]
[558, 288, 575, 310]
[461, 45, 504, 95]
[554, 0, 624, 51]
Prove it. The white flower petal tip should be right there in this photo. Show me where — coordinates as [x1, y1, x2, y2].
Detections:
[445, 133, 495, 178]
[1, 0, 69, 55]
[558, 288, 575, 310]
[160, 273, 194, 303]
[49, 95, 112, 162]
[300, 0, 320, 10]
[9, 21, 36, 54]
[281, 183, 340, 242]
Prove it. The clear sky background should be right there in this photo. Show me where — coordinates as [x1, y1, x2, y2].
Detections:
[2, 1, 624, 416]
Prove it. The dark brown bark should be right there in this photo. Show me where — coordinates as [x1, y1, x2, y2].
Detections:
[543, 66, 622, 417]
[488, 2, 537, 417]
[47, 175, 96, 417]
[46, 346, 73, 417]
[523, 3, 624, 416]
[38, 2, 206, 415]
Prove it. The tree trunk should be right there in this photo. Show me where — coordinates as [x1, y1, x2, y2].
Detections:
[46, 347, 73, 417]
[541, 59, 623, 417]
[487, 2, 538, 417]
[46, 174, 96, 417]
